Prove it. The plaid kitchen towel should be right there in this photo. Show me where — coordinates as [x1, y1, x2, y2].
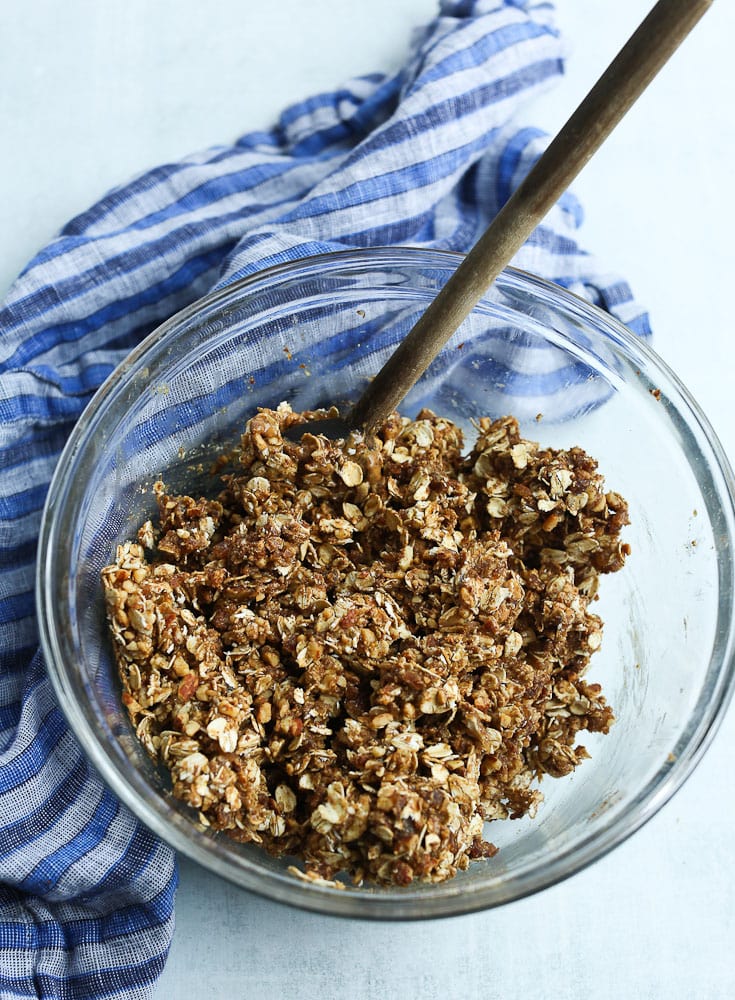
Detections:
[0, 1, 650, 996]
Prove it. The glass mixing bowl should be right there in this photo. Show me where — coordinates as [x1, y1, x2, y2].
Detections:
[37, 248, 735, 918]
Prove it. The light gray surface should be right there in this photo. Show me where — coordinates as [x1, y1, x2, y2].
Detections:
[1, 2, 733, 998]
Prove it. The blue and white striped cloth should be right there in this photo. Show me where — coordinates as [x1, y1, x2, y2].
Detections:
[0, 1, 650, 995]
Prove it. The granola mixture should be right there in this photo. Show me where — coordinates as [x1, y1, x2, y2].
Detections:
[102, 404, 629, 886]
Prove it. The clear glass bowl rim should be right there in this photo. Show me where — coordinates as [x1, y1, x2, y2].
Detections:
[36, 247, 735, 920]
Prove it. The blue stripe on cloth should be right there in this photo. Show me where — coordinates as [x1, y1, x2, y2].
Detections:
[0, 540, 42, 570]
[23, 137, 351, 280]
[0, 957, 166, 999]
[325, 56, 562, 172]
[278, 85, 372, 130]
[0, 754, 89, 858]
[0, 706, 67, 794]
[55, 132, 300, 240]
[0, 484, 48, 521]
[0, 700, 22, 732]
[18, 791, 120, 894]
[346, 208, 447, 248]
[0, 591, 35, 627]
[0, 952, 171, 1000]
[0, 645, 37, 682]
[0, 875, 177, 952]
[281, 125, 506, 227]
[0, 392, 91, 426]
[0, 1, 652, 995]
[0, 246, 225, 373]
[4, 235, 245, 358]
[496, 125, 546, 207]
[331, 74, 403, 141]
[0, 434, 56, 472]
[408, 14, 556, 92]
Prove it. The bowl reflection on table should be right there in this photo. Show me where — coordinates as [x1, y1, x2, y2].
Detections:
[37, 248, 735, 919]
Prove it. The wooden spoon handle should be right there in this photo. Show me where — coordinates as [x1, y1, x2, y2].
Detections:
[349, 0, 712, 435]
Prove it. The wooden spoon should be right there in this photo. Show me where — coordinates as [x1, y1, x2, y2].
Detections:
[290, 0, 711, 441]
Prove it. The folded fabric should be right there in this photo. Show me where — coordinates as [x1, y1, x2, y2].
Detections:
[0, 1, 650, 996]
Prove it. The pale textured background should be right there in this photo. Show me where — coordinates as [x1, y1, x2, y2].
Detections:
[1, 2, 733, 998]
